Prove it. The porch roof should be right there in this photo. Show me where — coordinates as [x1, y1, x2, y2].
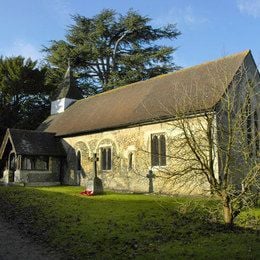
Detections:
[0, 129, 65, 157]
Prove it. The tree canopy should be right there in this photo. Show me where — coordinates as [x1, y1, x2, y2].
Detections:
[44, 9, 181, 94]
[0, 56, 53, 129]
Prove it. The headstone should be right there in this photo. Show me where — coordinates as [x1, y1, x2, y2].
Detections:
[146, 170, 155, 193]
[93, 176, 103, 194]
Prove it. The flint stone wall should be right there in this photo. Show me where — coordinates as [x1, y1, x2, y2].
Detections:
[62, 119, 214, 195]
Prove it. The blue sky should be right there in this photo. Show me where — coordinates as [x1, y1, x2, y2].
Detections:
[0, 0, 260, 68]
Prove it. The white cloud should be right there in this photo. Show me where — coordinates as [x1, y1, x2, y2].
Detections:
[154, 5, 208, 27]
[237, 0, 260, 18]
[3, 40, 42, 61]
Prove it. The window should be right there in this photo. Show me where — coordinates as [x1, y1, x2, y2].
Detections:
[101, 147, 112, 170]
[128, 152, 133, 170]
[151, 134, 166, 166]
[77, 151, 82, 171]
[35, 156, 49, 170]
[22, 157, 35, 170]
[22, 156, 49, 170]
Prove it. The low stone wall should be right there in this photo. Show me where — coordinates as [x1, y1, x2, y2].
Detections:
[31, 171, 59, 183]
[20, 171, 59, 183]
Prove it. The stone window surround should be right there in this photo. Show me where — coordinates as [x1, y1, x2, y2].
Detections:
[151, 132, 167, 168]
[99, 145, 113, 172]
[128, 151, 134, 171]
[76, 150, 82, 171]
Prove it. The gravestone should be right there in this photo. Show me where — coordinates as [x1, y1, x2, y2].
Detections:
[85, 153, 103, 195]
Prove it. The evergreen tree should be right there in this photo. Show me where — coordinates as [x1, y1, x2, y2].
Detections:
[44, 9, 181, 94]
[0, 56, 53, 129]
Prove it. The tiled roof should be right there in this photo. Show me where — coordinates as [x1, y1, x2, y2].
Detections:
[39, 50, 252, 136]
[0, 129, 65, 156]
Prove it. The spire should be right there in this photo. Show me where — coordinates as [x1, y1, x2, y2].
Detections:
[64, 58, 72, 79]
[52, 61, 83, 101]
[50, 61, 83, 115]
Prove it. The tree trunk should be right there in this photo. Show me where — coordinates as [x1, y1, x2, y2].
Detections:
[223, 204, 233, 226]
[222, 194, 234, 227]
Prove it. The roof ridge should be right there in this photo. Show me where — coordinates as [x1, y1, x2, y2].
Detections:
[40, 49, 254, 136]
[81, 49, 250, 102]
[171, 49, 250, 74]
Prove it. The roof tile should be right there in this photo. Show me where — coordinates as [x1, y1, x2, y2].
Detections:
[39, 50, 251, 136]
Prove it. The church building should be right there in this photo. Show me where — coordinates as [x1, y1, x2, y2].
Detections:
[0, 50, 259, 195]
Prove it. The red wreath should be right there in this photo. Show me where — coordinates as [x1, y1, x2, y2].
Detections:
[80, 190, 94, 196]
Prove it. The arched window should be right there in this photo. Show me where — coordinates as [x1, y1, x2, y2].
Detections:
[77, 151, 82, 171]
[151, 135, 159, 166]
[151, 134, 166, 166]
[101, 147, 112, 170]
[128, 152, 133, 170]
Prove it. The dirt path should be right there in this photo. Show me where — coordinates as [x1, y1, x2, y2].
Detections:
[0, 217, 61, 260]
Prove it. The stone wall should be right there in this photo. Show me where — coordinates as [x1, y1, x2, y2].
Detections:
[62, 118, 214, 195]
[215, 56, 260, 187]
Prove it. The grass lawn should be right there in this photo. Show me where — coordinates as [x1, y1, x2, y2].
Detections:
[0, 186, 259, 259]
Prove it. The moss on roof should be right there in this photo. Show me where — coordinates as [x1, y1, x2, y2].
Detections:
[39, 50, 253, 137]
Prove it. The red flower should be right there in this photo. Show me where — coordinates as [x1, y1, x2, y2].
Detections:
[80, 190, 94, 196]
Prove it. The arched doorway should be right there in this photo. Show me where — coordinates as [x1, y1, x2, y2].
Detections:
[74, 141, 90, 186]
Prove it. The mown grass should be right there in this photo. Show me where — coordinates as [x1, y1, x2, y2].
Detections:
[0, 186, 259, 259]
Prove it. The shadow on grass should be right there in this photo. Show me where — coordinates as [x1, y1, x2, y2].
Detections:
[0, 186, 259, 259]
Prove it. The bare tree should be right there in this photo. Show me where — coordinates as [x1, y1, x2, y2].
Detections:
[140, 62, 259, 226]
